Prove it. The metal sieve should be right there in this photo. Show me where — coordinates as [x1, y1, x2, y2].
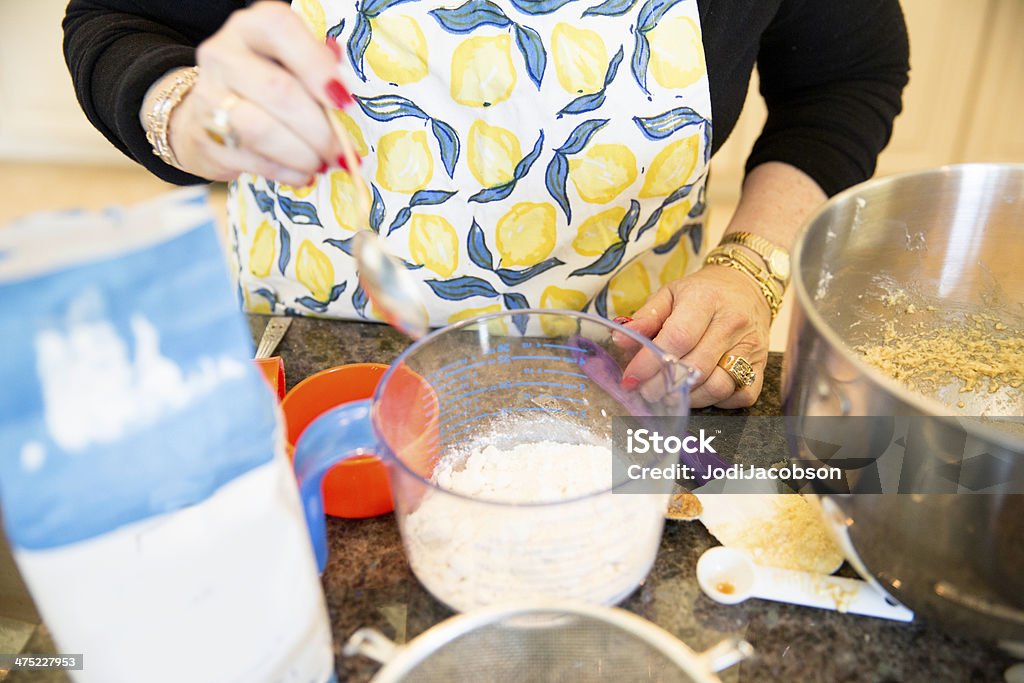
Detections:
[343, 600, 753, 683]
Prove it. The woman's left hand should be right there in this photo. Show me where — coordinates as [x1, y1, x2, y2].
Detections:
[620, 264, 773, 408]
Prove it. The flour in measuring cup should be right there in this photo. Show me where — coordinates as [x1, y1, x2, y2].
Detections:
[401, 439, 668, 612]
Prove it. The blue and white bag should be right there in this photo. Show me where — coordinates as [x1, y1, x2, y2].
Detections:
[0, 188, 333, 683]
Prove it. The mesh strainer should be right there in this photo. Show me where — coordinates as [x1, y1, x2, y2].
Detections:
[343, 600, 753, 683]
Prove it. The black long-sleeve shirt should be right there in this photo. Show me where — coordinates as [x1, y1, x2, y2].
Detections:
[63, 0, 909, 196]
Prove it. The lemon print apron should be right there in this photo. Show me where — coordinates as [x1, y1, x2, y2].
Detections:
[228, 0, 712, 327]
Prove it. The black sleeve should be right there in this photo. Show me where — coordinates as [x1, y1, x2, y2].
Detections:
[746, 0, 910, 196]
[62, 0, 244, 185]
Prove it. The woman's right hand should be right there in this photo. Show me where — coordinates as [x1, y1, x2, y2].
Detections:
[148, 1, 355, 185]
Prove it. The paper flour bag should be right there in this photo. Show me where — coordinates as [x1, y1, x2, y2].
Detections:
[0, 188, 333, 683]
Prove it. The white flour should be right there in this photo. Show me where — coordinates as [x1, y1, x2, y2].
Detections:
[401, 440, 668, 612]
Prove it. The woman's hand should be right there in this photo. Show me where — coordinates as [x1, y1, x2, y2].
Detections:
[143, 1, 354, 185]
[620, 264, 773, 409]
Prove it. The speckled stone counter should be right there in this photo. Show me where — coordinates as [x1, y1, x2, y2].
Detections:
[251, 315, 1016, 683]
[8, 315, 1015, 683]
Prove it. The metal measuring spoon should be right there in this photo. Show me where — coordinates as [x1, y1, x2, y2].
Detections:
[352, 231, 430, 340]
[324, 106, 431, 340]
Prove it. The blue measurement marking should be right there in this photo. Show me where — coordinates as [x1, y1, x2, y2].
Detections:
[510, 355, 581, 364]
[508, 381, 579, 391]
[538, 342, 581, 352]
[432, 360, 491, 391]
[425, 356, 472, 380]
[540, 369, 589, 379]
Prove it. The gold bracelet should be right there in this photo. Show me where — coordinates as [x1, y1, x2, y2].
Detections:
[144, 66, 199, 170]
[704, 246, 783, 318]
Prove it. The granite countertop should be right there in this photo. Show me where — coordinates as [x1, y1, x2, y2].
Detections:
[252, 316, 1015, 683]
[8, 315, 1014, 683]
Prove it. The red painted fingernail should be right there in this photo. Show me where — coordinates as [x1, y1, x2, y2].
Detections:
[613, 316, 634, 325]
[317, 162, 327, 174]
[336, 154, 350, 172]
[305, 176, 315, 186]
[325, 37, 342, 61]
[325, 79, 354, 109]
[621, 376, 641, 391]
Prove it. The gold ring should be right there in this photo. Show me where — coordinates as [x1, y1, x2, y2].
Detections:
[203, 93, 241, 149]
[718, 354, 756, 390]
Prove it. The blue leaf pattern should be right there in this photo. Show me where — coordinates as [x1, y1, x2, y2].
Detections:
[582, 0, 636, 16]
[514, 24, 547, 88]
[544, 153, 571, 221]
[369, 184, 386, 233]
[570, 241, 626, 277]
[503, 293, 530, 334]
[468, 220, 494, 270]
[411, 189, 459, 206]
[630, 31, 651, 97]
[509, 0, 580, 14]
[324, 237, 355, 255]
[594, 284, 609, 319]
[278, 196, 322, 227]
[630, 0, 684, 96]
[617, 199, 640, 242]
[557, 118, 609, 155]
[250, 186, 276, 216]
[425, 276, 500, 300]
[352, 284, 369, 318]
[347, 14, 372, 82]
[326, 18, 346, 40]
[356, 94, 430, 122]
[362, 0, 419, 16]
[688, 223, 703, 254]
[387, 207, 413, 235]
[429, 0, 512, 32]
[278, 226, 291, 274]
[632, 106, 706, 140]
[254, 288, 278, 308]
[495, 257, 564, 286]
[430, 119, 461, 178]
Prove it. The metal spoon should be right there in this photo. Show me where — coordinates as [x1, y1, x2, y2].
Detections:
[325, 107, 431, 340]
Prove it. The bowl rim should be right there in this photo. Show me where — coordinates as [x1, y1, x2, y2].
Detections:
[370, 308, 694, 508]
[790, 162, 1024, 452]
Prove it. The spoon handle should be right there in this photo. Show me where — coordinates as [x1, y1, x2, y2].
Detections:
[752, 567, 914, 621]
[324, 102, 372, 218]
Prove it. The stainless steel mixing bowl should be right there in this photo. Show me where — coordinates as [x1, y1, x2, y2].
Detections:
[782, 164, 1024, 643]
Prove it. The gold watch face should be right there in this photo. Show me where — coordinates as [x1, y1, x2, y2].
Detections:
[769, 250, 790, 281]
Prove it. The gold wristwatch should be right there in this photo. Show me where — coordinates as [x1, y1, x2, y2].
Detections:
[718, 231, 791, 288]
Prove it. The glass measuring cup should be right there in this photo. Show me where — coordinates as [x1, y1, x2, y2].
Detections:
[293, 310, 697, 611]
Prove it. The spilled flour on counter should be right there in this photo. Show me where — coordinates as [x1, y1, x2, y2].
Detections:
[401, 439, 668, 612]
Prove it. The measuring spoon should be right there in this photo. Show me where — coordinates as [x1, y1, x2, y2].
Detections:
[325, 108, 431, 340]
[696, 546, 914, 621]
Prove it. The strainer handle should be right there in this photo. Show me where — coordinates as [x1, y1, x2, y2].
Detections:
[698, 638, 754, 673]
[343, 628, 400, 664]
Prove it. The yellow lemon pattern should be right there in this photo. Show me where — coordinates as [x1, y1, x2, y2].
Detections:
[409, 214, 459, 277]
[376, 130, 434, 193]
[573, 207, 625, 257]
[366, 14, 429, 85]
[496, 202, 557, 267]
[332, 110, 369, 158]
[249, 221, 276, 278]
[608, 261, 651, 317]
[295, 240, 335, 302]
[467, 120, 522, 188]
[539, 285, 590, 335]
[647, 16, 705, 89]
[451, 35, 517, 107]
[329, 171, 363, 231]
[640, 134, 700, 199]
[551, 24, 608, 94]
[448, 304, 509, 335]
[568, 144, 638, 204]
[231, 0, 711, 322]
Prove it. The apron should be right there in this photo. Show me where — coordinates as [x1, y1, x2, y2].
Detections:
[228, 0, 712, 327]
